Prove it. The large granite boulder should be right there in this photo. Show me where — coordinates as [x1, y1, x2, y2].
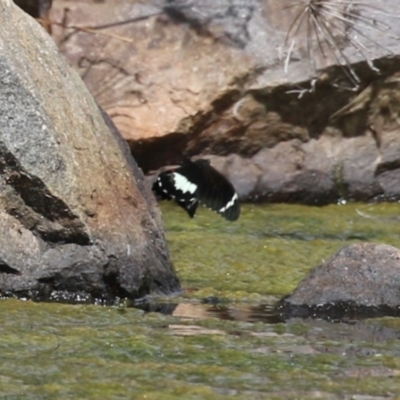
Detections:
[0, 0, 181, 302]
[277, 243, 400, 320]
[49, 0, 400, 204]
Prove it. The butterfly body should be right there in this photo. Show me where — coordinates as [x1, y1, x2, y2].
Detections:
[152, 159, 240, 221]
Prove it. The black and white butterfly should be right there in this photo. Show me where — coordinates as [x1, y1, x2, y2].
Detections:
[152, 159, 240, 221]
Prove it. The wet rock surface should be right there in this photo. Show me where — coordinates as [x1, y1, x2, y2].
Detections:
[51, 0, 400, 203]
[0, 1, 181, 302]
[277, 243, 400, 319]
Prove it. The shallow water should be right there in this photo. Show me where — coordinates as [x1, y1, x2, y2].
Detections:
[2, 202, 400, 399]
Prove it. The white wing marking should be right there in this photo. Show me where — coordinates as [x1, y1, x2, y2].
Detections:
[173, 173, 197, 194]
[219, 193, 238, 213]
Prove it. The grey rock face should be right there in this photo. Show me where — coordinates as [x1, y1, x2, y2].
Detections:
[0, 1, 181, 302]
[277, 243, 400, 319]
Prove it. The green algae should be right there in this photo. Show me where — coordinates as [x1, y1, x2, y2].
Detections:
[166, 202, 400, 300]
[2, 203, 400, 398]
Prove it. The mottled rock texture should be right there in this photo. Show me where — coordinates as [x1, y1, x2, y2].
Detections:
[277, 243, 400, 320]
[0, 0, 180, 302]
[50, 0, 400, 204]
[14, 0, 52, 32]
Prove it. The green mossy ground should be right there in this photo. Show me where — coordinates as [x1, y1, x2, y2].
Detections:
[1, 203, 400, 399]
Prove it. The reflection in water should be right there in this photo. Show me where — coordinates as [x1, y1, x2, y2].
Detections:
[168, 324, 226, 336]
[134, 301, 283, 323]
[174, 302, 283, 323]
[134, 301, 400, 343]
[134, 300, 400, 324]
[276, 300, 400, 322]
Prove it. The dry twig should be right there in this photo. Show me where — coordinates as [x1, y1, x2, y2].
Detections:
[284, 0, 400, 89]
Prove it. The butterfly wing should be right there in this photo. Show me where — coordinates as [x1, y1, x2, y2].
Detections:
[152, 165, 199, 218]
[152, 159, 240, 221]
[193, 160, 240, 221]
[152, 171, 175, 201]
